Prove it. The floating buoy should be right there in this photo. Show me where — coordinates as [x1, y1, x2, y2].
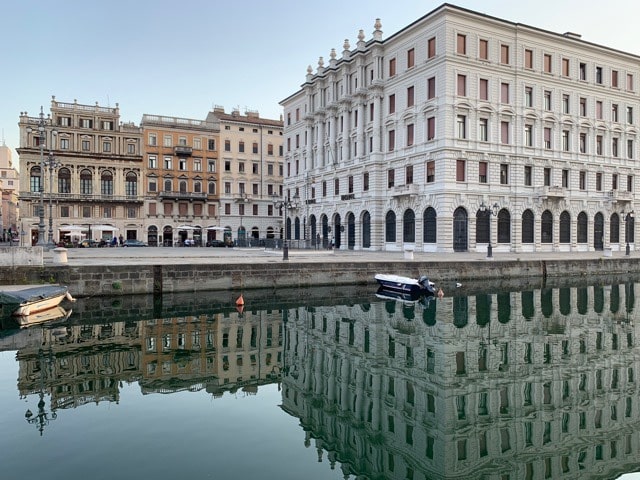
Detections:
[437, 288, 444, 298]
[236, 304, 245, 314]
[235, 294, 244, 306]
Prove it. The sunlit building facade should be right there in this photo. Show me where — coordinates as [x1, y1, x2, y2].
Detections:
[0, 141, 19, 241]
[281, 4, 638, 253]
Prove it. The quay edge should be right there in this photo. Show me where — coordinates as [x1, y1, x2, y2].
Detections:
[0, 257, 639, 297]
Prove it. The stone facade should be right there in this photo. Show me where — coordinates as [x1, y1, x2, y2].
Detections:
[280, 4, 639, 254]
[0, 142, 20, 241]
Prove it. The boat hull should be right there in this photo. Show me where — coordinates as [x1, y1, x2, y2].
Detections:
[374, 274, 436, 296]
[0, 285, 73, 317]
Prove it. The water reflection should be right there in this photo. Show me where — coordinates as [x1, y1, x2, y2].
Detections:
[2, 278, 640, 478]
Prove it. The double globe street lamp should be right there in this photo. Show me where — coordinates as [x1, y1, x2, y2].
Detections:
[272, 193, 299, 261]
[26, 106, 58, 249]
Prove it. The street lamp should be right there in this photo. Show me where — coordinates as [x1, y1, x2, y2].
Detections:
[44, 152, 61, 247]
[26, 106, 57, 248]
[273, 193, 299, 260]
[624, 210, 635, 256]
[480, 201, 499, 258]
[235, 193, 248, 247]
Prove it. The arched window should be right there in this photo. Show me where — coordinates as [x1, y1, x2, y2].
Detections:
[522, 209, 534, 243]
[208, 182, 216, 194]
[385, 211, 396, 243]
[403, 209, 415, 243]
[611, 213, 620, 243]
[423, 207, 437, 243]
[164, 180, 172, 192]
[577, 212, 588, 243]
[362, 211, 371, 248]
[125, 171, 137, 196]
[627, 215, 635, 243]
[101, 171, 113, 195]
[294, 217, 300, 240]
[476, 210, 489, 243]
[58, 168, 71, 194]
[179, 180, 187, 193]
[559, 211, 571, 243]
[497, 209, 510, 243]
[541, 210, 553, 243]
[80, 169, 92, 195]
[194, 181, 202, 193]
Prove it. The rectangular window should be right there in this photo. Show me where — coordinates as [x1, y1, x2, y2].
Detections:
[457, 115, 466, 139]
[428, 37, 436, 58]
[525, 124, 533, 147]
[457, 34, 466, 55]
[580, 133, 587, 153]
[501, 121, 509, 144]
[613, 173, 618, 190]
[612, 70, 619, 88]
[596, 66, 603, 84]
[544, 127, 552, 149]
[628, 175, 633, 192]
[363, 171, 369, 191]
[427, 77, 436, 99]
[596, 135, 603, 155]
[387, 169, 394, 188]
[148, 155, 157, 168]
[479, 78, 488, 101]
[562, 58, 570, 77]
[562, 130, 570, 151]
[388, 130, 395, 151]
[500, 164, 509, 185]
[524, 166, 532, 186]
[334, 178, 339, 195]
[544, 167, 551, 186]
[427, 117, 435, 140]
[613, 138, 619, 157]
[628, 73, 634, 91]
[479, 39, 488, 60]
[60, 138, 69, 150]
[579, 62, 587, 81]
[596, 172, 602, 191]
[580, 171, 587, 190]
[544, 54, 552, 73]
[407, 124, 414, 146]
[164, 156, 172, 169]
[525, 87, 533, 107]
[456, 159, 466, 182]
[407, 86, 414, 107]
[613, 104, 619, 122]
[524, 49, 533, 69]
[500, 83, 509, 103]
[544, 90, 551, 110]
[479, 118, 488, 142]
[82, 140, 90, 151]
[389, 94, 395, 114]
[407, 48, 415, 68]
[628, 139, 634, 159]
[580, 97, 587, 116]
[389, 58, 396, 77]
[224, 140, 231, 151]
[500, 44, 509, 64]
[457, 75, 466, 96]
[406, 165, 413, 184]
[562, 94, 570, 114]
[562, 169, 569, 188]
[427, 161, 435, 183]
[627, 106, 634, 124]
[596, 101, 603, 119]
[479, 161, 487, 183]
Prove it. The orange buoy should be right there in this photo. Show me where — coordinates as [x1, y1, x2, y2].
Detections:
[235, 294, 244, 306]
[236, 304, 245, 314]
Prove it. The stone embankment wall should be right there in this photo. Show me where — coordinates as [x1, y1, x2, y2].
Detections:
[0, 258, 637, 297]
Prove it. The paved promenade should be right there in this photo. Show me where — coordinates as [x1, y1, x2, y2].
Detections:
[42, 245, 634, 266]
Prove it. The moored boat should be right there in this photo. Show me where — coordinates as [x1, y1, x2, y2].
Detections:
[374, 274, 437, 296]
[0, 285, 75, 317]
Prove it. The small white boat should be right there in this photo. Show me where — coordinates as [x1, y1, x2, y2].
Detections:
[14, 306, 72, 328]
[374, 274, 437, 296]
[0, 285, 75, 317]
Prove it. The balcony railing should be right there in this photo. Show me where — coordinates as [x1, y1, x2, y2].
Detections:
[174, 145, 193, 156]
[608, 190, 633, 203]
[159, 191, 207, 201]
[391, 184, 420, 197]
[538, 186, 566, 199]
[19, 191, 144, 203]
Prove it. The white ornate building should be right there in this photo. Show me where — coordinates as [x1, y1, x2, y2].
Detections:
[280, 4, 639, 253]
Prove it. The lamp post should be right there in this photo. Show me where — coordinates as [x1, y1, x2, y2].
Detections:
[624, 210, 635, 256]
[236, 193, 248, 247]
[273, 193, 299, 260]
[26, 106, 57, 248]
[480, 201, 499, 258]
[44, 152, 61, 247]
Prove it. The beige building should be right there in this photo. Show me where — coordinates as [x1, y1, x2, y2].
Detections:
[205, 106, 284, 245]
[0, 140, 20, 241]
[139, 114, 219, 246]
[17, 96, 143, 246]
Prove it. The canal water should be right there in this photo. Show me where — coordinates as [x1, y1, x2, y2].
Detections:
[1, 277, 640, 480]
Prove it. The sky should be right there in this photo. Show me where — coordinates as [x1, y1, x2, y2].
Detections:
[3, 0, 640, 166]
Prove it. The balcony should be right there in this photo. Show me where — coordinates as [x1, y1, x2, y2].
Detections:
[19, 191, 144, 204]
[174, 145, 193, 156]
[391, 184, 420, 198]
[159, 191, 207, 201]
[538, 186, 566, 200]
[608, 190, 634, 203]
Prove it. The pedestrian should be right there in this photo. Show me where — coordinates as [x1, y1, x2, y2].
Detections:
[111, 236, 117, 247]
[119, 234, 123, 246]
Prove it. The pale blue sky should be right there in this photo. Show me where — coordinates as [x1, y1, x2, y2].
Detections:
[3, 0, 640, 164]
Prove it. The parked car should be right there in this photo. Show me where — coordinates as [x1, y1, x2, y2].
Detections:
[79, 239, 99, 248]
[207, 239, 226, 247]
[122, 239, 147, 247]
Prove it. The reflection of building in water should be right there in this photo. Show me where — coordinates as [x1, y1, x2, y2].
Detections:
[139, 309, 283, 397]
[281, 283, 640, 479]
[13, 309, 283, 431]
